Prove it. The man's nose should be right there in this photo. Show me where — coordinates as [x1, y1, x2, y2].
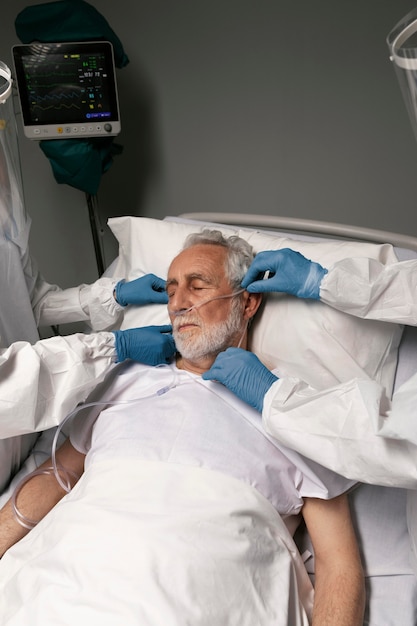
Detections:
[169, 286, 193, 315]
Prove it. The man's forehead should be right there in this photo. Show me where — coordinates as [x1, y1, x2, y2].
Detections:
[168, 243, 227, 277]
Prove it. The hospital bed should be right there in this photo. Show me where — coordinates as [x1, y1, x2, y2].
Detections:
[1, 212, 417, 625]
[175, 212, 417, 626]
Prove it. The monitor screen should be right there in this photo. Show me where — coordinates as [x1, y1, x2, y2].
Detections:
[12, 41, 121, 140]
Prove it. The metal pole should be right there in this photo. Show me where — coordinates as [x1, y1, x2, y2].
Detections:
[85, 192, 105, 276]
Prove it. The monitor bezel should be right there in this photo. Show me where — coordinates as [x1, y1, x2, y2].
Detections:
[12, 40, 121, 140]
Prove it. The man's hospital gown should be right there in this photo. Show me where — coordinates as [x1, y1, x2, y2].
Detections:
[0, 360, 356, 626]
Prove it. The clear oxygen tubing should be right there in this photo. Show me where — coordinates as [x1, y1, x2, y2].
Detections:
[13, 338, 257, 528]
[11, 466, 81, 530]
[11, 365, 181, 529]
[168, 288, 246, 317]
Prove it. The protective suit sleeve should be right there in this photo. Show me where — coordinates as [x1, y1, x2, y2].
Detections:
[0, 332, 117, 439]
[22, 248, 124, 331]
[262, 376, 417, 489]
[319, 258, 417, 325]
[31, 276, 124, 331]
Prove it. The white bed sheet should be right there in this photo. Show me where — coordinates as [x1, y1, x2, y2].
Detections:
[0, 461, 313, 626]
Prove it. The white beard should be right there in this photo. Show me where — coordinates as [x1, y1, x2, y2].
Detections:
[173, 298, 243, 361]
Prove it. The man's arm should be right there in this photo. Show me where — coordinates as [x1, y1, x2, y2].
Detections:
[0, 439, 85, 558]
[302, 494, 365, 626]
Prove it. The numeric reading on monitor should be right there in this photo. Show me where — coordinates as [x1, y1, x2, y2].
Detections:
[13, 41, 121, 140]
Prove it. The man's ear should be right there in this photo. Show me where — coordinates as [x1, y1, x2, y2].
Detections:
[242, 291, 262, 320]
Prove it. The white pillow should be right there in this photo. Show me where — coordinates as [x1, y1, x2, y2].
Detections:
[108, 216, 402, 393]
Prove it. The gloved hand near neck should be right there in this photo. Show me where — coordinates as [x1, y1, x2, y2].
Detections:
[202, 347, 278, 413]
[113, 325, 175, 365]
[241, 249, 328, 300]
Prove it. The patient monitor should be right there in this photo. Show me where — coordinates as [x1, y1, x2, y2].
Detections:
[12, 41, 121, 140]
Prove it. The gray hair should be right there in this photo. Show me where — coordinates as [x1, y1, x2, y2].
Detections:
[182, 229, 255, 289]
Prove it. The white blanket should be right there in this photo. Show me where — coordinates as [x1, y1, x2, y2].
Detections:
[0, 460, 313, 625]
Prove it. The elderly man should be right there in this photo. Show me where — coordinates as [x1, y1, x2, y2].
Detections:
[0, 230, 364, 626]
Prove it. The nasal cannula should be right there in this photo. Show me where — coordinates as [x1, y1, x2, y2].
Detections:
[168, 288, 246, 316]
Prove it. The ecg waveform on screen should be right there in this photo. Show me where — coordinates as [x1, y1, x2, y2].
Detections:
[29, 90, 83, 110]
[19, 51, 113, 125]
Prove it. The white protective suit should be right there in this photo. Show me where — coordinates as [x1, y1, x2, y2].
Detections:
[262, 256, 417, 486]
[26, 254, 124, 333]
[0, 332, 117, 440]
[0, 250, 123, 493]
[261, 256, 417, 577]
[0, 67, 124, 496]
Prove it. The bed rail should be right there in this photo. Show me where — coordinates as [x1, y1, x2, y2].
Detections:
[179, 212, 417, 252]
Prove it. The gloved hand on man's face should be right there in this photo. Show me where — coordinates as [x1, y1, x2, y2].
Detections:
[113, 325, 176, 365]
[115, 274, 168, 307]
[241, 248, 328, 301]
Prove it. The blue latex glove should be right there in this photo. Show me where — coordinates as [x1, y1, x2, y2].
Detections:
[113, 325, 175, 365]
[202, 347, 278, 413]
[115, 274, 168, 306]
[241, 249, 328, 300]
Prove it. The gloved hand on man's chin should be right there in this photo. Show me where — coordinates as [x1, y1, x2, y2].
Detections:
[241, 249, 328, 300]
[113, 325, 176, 365]
[115, 274, 168, 307]
[202, 347, 278, 413]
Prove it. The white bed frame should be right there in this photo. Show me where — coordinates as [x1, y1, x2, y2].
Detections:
[179, 211, 417, 626]
[180, 212, 417, 252]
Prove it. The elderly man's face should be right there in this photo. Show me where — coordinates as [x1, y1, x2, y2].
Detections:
[166, 244, 245, 363]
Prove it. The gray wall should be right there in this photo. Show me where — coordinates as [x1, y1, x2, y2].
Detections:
[1, 0, 417, 291]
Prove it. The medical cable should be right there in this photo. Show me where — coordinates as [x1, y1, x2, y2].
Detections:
[168, 288, 245, 317]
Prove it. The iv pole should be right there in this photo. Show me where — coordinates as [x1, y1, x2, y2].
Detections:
[86, 192, 106, 276]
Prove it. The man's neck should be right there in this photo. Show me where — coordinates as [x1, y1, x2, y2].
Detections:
[175, 354, 215, 376]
